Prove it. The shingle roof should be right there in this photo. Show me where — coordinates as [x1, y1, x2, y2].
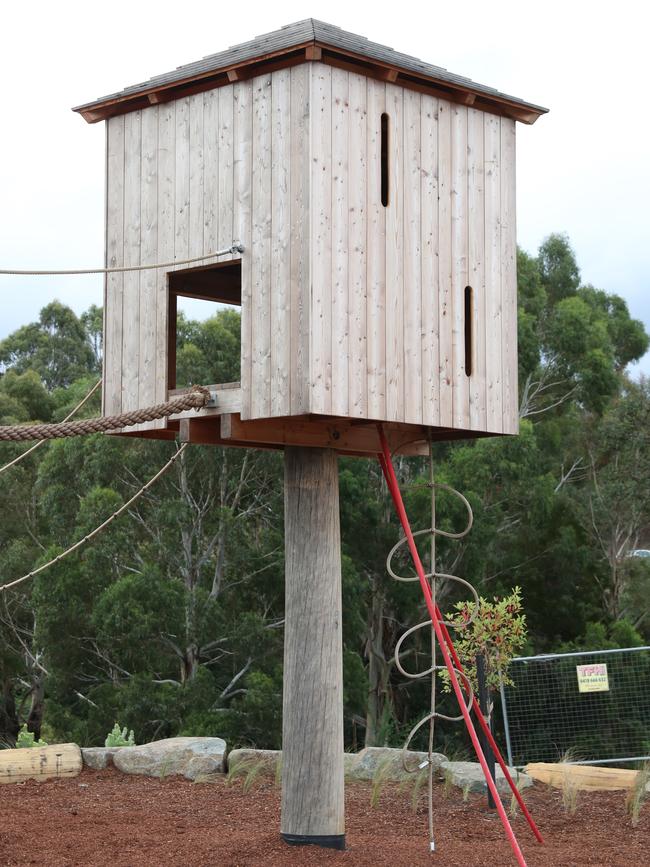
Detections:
[74, 19, 548, 124]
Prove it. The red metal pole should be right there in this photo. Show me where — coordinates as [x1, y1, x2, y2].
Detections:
[377, 434, 529, 867]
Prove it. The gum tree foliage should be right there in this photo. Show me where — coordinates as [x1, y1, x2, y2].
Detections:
[0, 233, 649, 756]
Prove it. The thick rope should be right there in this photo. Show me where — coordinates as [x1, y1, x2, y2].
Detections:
[0, 444, 187, 593]
[0, 379, 102, 475]
[0, 386, 210, 442]
[0, 243, 244, 276]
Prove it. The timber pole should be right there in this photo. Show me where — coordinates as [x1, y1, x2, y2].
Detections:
[281, 447, 345, 850]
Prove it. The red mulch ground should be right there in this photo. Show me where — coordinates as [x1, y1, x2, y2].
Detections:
[1, 768, 648, 866]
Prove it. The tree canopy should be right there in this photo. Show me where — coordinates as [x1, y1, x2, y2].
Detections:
[0, 234, 648, 756]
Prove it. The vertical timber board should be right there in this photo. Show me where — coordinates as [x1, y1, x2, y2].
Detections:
[420, 94, 440, 427]
[347, 72, 368, 419]
[105, 115, 125, 416]
[331, 68, 349, 418]
[451, 104, 469, 429]
[403, 89, 422, 425]
[281, 448, 345, 844]
[203, 88, 219, 263]
[218, 86, 235, 255]
[437, 100, 453, 427]
[122, 110, 142, 412]
[235, 80, 253, 419]
[174, 98, 191, 264]
[289, 64, 311, 416]
[385, 83, 404, 422]
[139, 106, 159, 422]
[251, 74, 272, 418]
[309, 63, 333, 415]
[366, 79, 386, 421]
[468, 108, 487, 431]
[270, 69, 291, 416]
[188, 94, 204, 261]
[156, 102, 175, 403]
[484, 114, 503, 432]
[501, 118, 518, 434]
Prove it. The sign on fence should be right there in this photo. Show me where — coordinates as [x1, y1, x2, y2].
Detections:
[576, 663, 609, 693]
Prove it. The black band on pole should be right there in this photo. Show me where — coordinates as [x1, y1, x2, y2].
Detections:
[281, 833, 346, 850]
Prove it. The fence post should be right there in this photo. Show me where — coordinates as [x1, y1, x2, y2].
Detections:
[499, 674, 514, 768]
[477, 653, 496, 808]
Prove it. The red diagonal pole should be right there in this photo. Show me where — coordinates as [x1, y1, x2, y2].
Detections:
[377, 430, 531, 866]
[377, 448, 543, 844]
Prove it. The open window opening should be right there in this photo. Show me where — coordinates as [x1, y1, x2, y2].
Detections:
[168, 260, 241, 391]
[464, 285, 473, 377]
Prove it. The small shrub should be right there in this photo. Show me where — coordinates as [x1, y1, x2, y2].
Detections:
[105, 723, 136, 748]
[16, 724, 48, 749]
[626, 762, 650, 827]
[441, 587, 527, 695]
[226, 755, 274, 792]
[559, 750, 580, 815]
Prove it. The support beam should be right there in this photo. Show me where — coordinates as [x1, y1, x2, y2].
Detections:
[281, 447, 345, 850]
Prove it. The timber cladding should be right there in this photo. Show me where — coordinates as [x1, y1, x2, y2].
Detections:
[103, 61, 518, 439]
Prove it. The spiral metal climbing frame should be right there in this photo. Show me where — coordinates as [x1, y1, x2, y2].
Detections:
[377, 426, 543, 866]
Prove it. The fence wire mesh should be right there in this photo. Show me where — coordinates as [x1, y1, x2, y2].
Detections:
[500, 646, 650, 767]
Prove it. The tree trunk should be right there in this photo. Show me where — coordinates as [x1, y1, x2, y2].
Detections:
[365, 580, 387, 746]
[281, 447, 345, 850]
[26, 675, 45, 740]
[1, 678, 19, 745]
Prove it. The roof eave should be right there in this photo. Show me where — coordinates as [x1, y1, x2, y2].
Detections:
[73, 39, 548, 125]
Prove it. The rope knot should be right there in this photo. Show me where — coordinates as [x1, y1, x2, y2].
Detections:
[187, 385, 211, 409]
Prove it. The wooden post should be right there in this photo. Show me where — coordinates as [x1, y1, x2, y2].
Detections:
[281, 447, 345, 850]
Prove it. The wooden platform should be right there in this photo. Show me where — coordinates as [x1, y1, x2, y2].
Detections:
[119, 384, 497, 456]
[525, 762, 648, 792]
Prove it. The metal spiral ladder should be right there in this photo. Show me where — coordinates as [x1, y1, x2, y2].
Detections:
[376, 426, 543, 866]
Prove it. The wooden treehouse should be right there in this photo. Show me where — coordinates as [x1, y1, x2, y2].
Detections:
[76, 19, 546, 851]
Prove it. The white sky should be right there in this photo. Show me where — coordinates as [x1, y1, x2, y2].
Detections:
[1, 0, 649, 373]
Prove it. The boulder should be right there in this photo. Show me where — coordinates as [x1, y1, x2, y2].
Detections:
[346, 747, 447, 782]
[227, 748, 281, 776]
[81, 746, 127, 770]
[440, 760, 532, 794]
[111, 737, 226, 780]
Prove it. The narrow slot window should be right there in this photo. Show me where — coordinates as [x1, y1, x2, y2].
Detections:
[464, 286, 473, 377]
[380, 112, 389, 207]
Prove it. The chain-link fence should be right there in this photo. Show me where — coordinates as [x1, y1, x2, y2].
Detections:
[499, 646, 650, 767]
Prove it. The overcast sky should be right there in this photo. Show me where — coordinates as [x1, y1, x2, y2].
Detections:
[2, 1, 648, 374]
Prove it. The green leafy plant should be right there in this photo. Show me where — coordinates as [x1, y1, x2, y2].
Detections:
[440, 587, 528, 695]
[16, 724, 48, 749]
[105, 723, 136, 748]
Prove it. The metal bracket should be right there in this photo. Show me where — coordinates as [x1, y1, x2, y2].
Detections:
[205, 389, 219, 408]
